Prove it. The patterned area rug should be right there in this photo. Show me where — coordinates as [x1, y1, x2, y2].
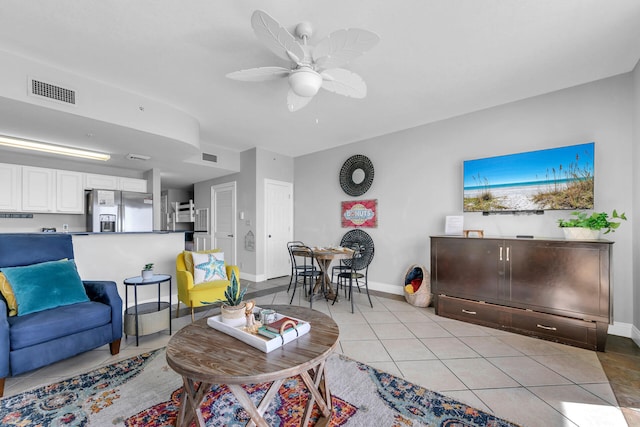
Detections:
[0, 348, 520, 426]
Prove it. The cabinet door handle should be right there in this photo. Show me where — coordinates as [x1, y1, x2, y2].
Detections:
[499, 247, 503, 261]
[536, 324, 557, 331]
[506, 247, 510, 262]
[462, 309, 477, 315]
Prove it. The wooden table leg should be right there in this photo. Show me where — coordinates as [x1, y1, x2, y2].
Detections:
[311, 259, 337, 300]
[300, 361, 332, 426]
[177, 377, 211, 427]
[228, 378, 284, 427]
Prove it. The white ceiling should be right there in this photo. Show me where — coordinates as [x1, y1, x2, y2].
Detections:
[0, 0, 639, 189]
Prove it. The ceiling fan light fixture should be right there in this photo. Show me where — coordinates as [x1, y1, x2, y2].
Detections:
[289, 68, 322, 97]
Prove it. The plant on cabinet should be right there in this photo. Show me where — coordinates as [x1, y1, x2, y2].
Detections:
[558, 210, 626, 239]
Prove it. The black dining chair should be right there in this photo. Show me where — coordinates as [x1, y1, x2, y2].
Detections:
[287, 241, 315, 292]
[289, 245, 321, 306]
[332, 230, 375, 313]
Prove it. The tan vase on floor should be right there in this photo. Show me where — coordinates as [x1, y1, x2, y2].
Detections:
[221, 303, 247, 327]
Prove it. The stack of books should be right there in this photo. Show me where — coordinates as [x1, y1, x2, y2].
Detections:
[258, 316, 299, 338]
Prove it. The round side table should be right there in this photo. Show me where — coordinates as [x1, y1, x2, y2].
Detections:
[123, 274, 172, 346]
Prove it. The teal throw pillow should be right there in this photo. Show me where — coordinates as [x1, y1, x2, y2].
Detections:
[2, 259, 89, 316]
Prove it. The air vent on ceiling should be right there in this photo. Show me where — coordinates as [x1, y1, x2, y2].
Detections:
[202, 153, 218, 163]
[126, 153, 151, 161]
[28, 78, 76, 105]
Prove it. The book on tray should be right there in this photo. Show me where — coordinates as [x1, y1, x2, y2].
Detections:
[263, 316, 299, 333]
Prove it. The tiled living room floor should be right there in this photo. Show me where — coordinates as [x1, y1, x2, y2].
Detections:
[3, 277, 638, 426]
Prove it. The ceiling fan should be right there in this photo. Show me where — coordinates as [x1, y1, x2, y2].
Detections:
[226, 10, 380, 112]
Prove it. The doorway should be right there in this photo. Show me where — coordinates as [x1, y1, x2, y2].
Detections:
[265, 179, 293, 279]
[211, 182, 236, 266]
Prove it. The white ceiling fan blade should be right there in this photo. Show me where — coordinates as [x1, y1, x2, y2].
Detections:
[320, 69, 367, 98]
[251, 10, 305, 64]
[287, 89, 314, 112]
[312, 29, 380, 70]
[226, 66, 290, 82]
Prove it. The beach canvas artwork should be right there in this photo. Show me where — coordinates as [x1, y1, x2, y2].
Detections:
[463, 142, 595, 212]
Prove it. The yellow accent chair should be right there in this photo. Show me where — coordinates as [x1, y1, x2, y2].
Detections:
[176, 250, 240, 321]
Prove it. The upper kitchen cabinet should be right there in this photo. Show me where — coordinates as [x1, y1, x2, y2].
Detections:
[85, 173, 118, 190]
[22, 166, 55, 212]
[119, 177, 148, 193]
[85, 173, 147, 193]
[0, 163, 21, 211]
[56, 170, 84, 214]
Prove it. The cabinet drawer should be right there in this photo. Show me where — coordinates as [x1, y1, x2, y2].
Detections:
[437, 296, 504, 327]
[509, 310, 596, 349]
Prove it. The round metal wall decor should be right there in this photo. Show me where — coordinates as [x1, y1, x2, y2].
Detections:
[339, 155, 374, 196]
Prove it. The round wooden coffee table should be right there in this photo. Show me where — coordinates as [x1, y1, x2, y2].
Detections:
[166, 305, 339, 427]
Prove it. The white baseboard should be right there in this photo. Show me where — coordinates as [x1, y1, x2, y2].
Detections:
[367, 280, 404, 296]
[632, 324, 640, 348]
[239, 272, 261, 283]
[607, 321, 633, 339]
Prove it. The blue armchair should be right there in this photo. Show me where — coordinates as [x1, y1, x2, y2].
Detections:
[0, 233, 122, 396]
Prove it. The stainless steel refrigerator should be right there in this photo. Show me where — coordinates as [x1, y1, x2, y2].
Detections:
[86, 189, 153, 232]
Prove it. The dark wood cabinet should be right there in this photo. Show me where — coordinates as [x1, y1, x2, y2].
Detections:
[431, 236, 612, 351]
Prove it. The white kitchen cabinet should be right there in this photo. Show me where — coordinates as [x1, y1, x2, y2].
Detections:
[119, 177, 148, 193]
[84, 173, 147, 193]
[0, 163, 22, 211]
[84, 173, 118, 190]
[193, 233, 211, 251]
[56, 170, 84, 213]
[22, 166, 55, 212]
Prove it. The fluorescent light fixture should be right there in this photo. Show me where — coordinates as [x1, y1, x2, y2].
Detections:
[0, 135, 110, 161]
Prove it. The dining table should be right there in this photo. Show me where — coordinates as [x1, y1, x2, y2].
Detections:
[292, 246, 354, 303]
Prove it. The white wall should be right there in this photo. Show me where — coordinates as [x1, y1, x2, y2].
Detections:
[632, 60, 640, 344]
[295, 73, 635, 332]
[193, 147, 294, 281]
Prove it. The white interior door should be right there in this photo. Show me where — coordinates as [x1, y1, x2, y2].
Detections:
[265, 179, 293, 279]
[211, 182, 236, 266]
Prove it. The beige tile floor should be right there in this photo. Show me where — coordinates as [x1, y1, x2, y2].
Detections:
[3, 277, 632, 427]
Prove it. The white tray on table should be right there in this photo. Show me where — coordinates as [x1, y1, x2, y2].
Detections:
[207, 308, 310, 353]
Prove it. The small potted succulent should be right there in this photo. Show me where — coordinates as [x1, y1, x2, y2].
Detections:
[558, 210, 626, 240]
[141, 263, 154, 280]
[213, 271, 247, 326]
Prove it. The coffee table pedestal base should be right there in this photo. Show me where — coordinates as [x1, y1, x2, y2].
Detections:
[176, 360, 332, 427]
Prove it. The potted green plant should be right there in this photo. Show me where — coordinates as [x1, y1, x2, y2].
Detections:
[141, 263, 154, 280]
[217, 271, 247, 326]
[558, 210, 626, 240]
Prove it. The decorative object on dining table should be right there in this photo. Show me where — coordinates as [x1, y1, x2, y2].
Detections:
[141, 263, 154, 280]
[207, 307, 311, 353]
[339, 154, 375, 196]
[341, 199, 377, 228]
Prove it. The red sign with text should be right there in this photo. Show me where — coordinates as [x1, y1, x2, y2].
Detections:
[341, 199, 377, 228]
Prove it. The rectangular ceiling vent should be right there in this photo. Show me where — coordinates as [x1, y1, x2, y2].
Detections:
[28, 78, 76, 105]
[202, 153, 218, 163]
